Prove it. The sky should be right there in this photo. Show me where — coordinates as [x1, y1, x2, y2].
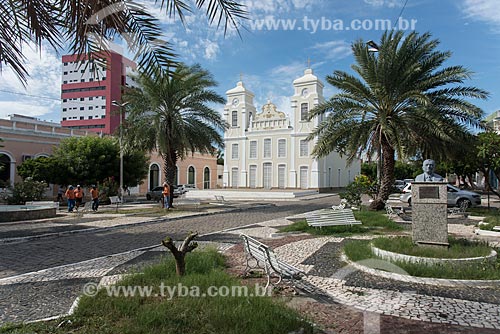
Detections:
[1, 0, 500, 124]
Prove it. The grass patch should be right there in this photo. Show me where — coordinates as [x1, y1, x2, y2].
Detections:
[373, 236, 492, 258]
[1, 250, 312, 334]
[279, 208, 402, 236]
[343, 239, 500, 280]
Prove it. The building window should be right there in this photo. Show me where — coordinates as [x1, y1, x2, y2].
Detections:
[80, 116, 84, 120]
[278, 164, 286, 189]
[80, 97, 84, 101]
[81, 69, 85, 73]
[203, 167, 210, 189]
[88, 116, 93, 119]
[62, 117, 67, 121]
[263, 162, 272, 189]
[231, 111, 238, 127]
[278, 139, 286, 158]
[300, 166, 308, 189]
[102, 77, 106, 81]
[249, 141, 257, 159]
[62, 108, 67, 112]
[89, 78, 94, 82]
[300, 140, 309, 157]
[89, 106, 93, 110]
[80, 107, 84, 110]
[300, 103, 309, 121]
[149, 164, 160, 190]
[89, 97, 93, 101]
[249, 165, 257, 188]
[80, 79, 85, 82]
[63, 71, 68, 75]
[188, 166, 195, 186]
[63, 99, 67, 102]
[63, 62, 68, 66]
[231, 144, 239, 159]
[231, 167, 238, 188]
[263, 139, 271, 158]
[101, 106, 106, 109]
[63, 80, 67, 84]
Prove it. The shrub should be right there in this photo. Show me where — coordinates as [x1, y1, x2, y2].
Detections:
[7, 177, 47, 204]
[340, 175, 377, 207]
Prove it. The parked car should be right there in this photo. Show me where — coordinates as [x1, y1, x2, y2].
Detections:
[399, 183, 481, 207]
[394, 180, 406, 192]
[179, 184, 197, 193]
[146, 185, 180, 201]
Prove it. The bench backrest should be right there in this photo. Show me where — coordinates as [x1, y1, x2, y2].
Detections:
[308, 208, 359, 225]
[109, 196, 122, 204]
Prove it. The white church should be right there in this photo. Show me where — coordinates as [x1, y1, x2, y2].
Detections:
[222, 68, 361, 191]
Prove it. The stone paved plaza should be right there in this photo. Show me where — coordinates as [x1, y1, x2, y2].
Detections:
[0, 195, 499, 332]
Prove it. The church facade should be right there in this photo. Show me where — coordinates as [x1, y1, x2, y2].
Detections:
[223, 68, 360, 190]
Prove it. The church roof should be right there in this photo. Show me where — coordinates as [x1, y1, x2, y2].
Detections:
[226, 81, 248, 95]
[293, 68, 319, 85]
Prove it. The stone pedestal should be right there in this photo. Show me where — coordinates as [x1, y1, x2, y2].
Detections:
[411, 182, 449, 248]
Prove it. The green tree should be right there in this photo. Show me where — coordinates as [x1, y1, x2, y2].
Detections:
[17, 136, 148, 188]
[7, 177, 47, 204]
[308, 31, 488, 210]
[0, 0, 246, 85]
[123, 63, 227, 206]
[476, 131, 500, 197]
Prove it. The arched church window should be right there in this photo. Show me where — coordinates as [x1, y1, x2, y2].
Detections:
[149, 164, 160, 190]
[188, 166, 195, 186]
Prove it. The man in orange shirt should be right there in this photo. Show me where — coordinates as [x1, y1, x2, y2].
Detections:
[74, 185, 84, 210]
[65, 185, 76, 212]
[90, 185, 99, 212]
[162, 182, 170, 209]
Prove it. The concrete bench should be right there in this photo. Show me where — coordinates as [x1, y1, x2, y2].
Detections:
[25, 201, 59, 210]
[241, 234, 305, 288]
[306, 208, 362, 228]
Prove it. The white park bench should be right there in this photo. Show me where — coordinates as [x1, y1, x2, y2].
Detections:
[447, 201, 468, 218]
[331, 199, 347, 210]
[75, 201, 93, 218]
[306, 208, 362, 228]
[385, 203, 405, 220]
[241, 234, 305, 288]
[214, 195, 225, 203]
[109, 196, 122, 212]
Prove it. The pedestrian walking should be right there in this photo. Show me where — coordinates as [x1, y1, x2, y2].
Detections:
[90, 185, 99, 212]
[65, 185, 76, 212]
[56, 186, 64, 203]
[162, 182, 170, 209]
[74, 185, 84, 210]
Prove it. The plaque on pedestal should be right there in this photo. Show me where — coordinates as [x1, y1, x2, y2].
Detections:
[411, 182, 449, 248]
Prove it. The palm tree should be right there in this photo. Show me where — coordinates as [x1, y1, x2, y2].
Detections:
[308, 31, 488, 210]
[122, 63, 227, 206]
[0, 0, 246, 85]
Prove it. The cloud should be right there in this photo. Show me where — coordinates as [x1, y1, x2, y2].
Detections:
[364, 0, 403, 7]
[461, 0, 500, 27]
[0, 101, 59, 120]
[312, 40, 352, 61]
[0, 43, 61, 120]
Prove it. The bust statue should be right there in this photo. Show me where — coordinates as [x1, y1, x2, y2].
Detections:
[415, 159, 444, 182]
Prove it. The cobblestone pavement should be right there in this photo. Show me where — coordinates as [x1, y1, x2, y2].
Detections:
[1, 196, 500, 332]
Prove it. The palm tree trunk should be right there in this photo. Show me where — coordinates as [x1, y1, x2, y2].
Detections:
[370, 141, 395, 210]
[163, 150, 177, 207]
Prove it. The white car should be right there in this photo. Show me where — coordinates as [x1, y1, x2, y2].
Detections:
[399, 183, 481, 207]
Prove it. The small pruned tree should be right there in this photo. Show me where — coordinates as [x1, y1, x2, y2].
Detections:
[162, 232, 199, 276]
[7, 177, 47, 204]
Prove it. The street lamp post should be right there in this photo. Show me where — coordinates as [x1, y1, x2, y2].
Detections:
[111, 100, 129, 200]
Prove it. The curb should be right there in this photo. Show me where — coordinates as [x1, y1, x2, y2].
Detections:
[0, 204, 275, 245]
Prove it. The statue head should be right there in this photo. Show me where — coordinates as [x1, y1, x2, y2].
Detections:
[422, 159, 436, 175]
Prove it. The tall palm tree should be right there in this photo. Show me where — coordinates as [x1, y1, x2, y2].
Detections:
[308, 31, 488, 210]
[122, 63, 227, 206]
[0, 0, 246, 85]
